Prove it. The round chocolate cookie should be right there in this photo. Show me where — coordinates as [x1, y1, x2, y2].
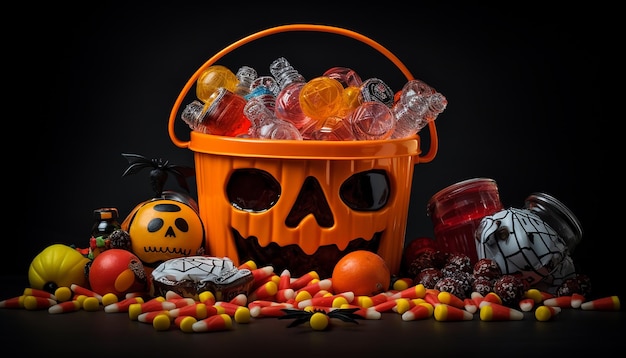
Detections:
[415, 267, 443, 289]
[472, 277, 494, 297]
[493, 274, 525, 306]
[407, 248, 448, 276]
[445, 270, 473, 296]
[434, 276, 467, 300]
[473, 258, 502, 281]
[445, 253, 473, 274]
[556, 274, 592, 297]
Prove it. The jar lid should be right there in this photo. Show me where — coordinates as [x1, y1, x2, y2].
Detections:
[426, 177, 499, 213]
[94, 208, 119, 220]
[524, 192, 583, 251]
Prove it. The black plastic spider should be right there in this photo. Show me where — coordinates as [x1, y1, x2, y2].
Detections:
[121, 153, 195, 198]
[278, 307, 363, 328]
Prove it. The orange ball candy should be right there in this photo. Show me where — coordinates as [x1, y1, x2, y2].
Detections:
[331, 250, 391, 296]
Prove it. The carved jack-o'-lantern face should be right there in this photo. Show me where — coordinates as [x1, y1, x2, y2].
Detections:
[127, 198, 205, 266]
[196, 151, 416, 280]
[227, 167, 389, 279]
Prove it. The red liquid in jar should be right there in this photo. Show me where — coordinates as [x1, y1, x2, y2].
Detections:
[427, 178, 503, 264]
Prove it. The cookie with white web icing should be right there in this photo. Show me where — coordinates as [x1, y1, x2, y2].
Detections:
[151, 256, 254, 301]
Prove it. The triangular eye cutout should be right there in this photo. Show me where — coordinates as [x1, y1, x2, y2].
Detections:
[285, 176, 334, 228]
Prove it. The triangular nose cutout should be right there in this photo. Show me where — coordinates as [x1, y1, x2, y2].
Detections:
[165, 226, 177, 238]
[285, 176, 334, 228]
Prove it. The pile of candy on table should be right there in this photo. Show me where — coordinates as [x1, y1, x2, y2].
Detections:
[2, 58, 619, 332]
[1, 247, 621, 333]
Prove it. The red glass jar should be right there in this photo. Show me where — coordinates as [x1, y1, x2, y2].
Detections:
[426, 178, 504, 264]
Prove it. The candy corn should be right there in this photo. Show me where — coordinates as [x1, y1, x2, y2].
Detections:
[289, 271, 319, 290]
[250, 266, 275, 286]
[23, 288, 56, 300]
[535, 305, 561, 321]
[437, 291, 465, 309]
[434, 304, 473, 321]
[168, 303, 215, 319]
[0, 296, 27, 309]
[463, 298, 478, 314]
[479, 302, 524, 321]
[388, 284, 427, 300]
[70, 284, 103, 302]
[175, 316, 197, 333]
[250, 305, 288, 318]
[129, 298, 176, 320]
[297, 293, 353, 309]
[402, 303, 433, 321]
[294, 279, 332, 297]
[192, 313, 233, 332]
[570, 293, 585, 308]
[233, 306, 251, 323]
[48, 300, 81, 314]
[23, 296, 56, 310]
[543, 296, 573, 308]
[518, 298, 535, 312]
[247, 281, 278, 302]
[580, 296, 620, 311]
[104, 297, 144, 313]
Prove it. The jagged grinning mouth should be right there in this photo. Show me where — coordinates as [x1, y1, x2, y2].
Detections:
[232, 229, 382, 279]
[142, 246, 193, 256]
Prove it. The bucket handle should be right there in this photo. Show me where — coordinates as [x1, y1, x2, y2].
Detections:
[168, 24, 438, 164]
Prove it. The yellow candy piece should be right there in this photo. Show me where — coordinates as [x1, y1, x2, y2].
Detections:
[309, 312, 329, 331]
[82, 297, 100, 311]
[152, 314, 171, 331]
[234, 306, 251, 324]
[101, 293, 119, 307]
[54, 287, 73, 302]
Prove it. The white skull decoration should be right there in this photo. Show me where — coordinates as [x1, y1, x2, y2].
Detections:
[476, 207, 577, 293]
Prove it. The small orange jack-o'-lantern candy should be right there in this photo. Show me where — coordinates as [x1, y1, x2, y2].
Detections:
[124, 193, 205, 267]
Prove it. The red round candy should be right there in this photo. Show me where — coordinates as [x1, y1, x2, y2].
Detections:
[88, 249, 148, 297]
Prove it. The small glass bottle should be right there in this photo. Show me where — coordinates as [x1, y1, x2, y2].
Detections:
[234, 65, 258, 96]
[270, 57, 306, 89]
[195, 65, 239, 104]
[391, 80, 448, 139]
[91, 207, 121, 239]
[243, 97, 303, 140]
[245, 86, 277, 112]
[89, 207, 122, 259]
[181, 88, 251, 137]
[270, 57, 311, 129]
[250, 76, 280, 97]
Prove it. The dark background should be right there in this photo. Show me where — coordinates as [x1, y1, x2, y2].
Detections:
[12, 4, 617, 299]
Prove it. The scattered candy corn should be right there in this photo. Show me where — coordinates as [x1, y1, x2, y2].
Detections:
[535, 305, 561, 321]
[580, 296, 620, 311]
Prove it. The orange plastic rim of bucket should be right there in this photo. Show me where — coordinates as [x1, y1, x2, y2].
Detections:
[167, 24, 439, 164]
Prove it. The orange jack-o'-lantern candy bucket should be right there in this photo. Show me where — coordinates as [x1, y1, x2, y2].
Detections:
[167, 24, 440, 279]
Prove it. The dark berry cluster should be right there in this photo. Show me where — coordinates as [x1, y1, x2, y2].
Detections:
[406, 248, 592, 307]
